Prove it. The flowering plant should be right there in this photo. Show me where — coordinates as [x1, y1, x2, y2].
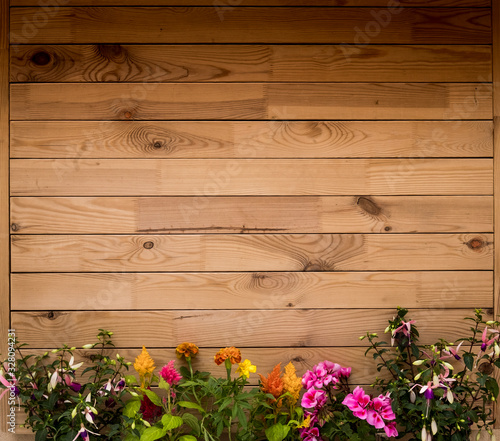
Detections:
[0, 329, 129, 441]
[364, 308, 500, 441]
[299, 360, 397, 441]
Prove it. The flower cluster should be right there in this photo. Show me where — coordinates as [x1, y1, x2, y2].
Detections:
[343, 387, 397, 437]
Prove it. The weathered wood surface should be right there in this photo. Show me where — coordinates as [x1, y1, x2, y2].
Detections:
[10, 121, 493, 159]
[10, 271, 493, 311]
[10, 309, 486, 348]
[10, 83, 493, 120]
[10, 234, 493, 272]
[10, 159, 493, 196]
[10, 196, 493, 234]
[9, 0, 492, 6]
[10, 45, 492, 83]
[9, 8, 491, 44]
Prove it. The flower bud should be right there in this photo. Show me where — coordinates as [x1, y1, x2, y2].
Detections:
[71, 407, 77, 419]
[413, 359, 426, 365]
[476, 431, 481, 441]
[82, 344, 94, 349]
[359, 336, 365, 341]
[422, 427, 427, 441]
[431, 419, 437, 435]
[414, 372, 422, 381]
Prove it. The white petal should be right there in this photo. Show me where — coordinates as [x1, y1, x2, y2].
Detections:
[50, 371, 58, 389]
[431, 419, 438, 435]
[447, 388, 454, 403]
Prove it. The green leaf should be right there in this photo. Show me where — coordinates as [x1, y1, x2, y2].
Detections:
[182, 413, 200, 436]
[143, 389, 163, 407]
[177, 400, 205, 413]
[123, 399, 142, 418]
[158, 377, 171, 392]
[123, 432, 141, 441]
[35, 428, 48, 441]
[463, 353, 474, 371]
[125, 374, 138, 385]
[161, 414, 184, 431]
[265, 423, 290, 441]
[178, 436, 197, 441]
[486, 377, 499, 399]
[140, 426, 167, 441]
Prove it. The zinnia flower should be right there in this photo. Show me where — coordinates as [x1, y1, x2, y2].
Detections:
[236, 359, 256, 379]
[159, 360, 182, 386]
[282, 362, 302, 406]
[134, 346, 155, 387]
[214, 347, 241, 365]
[176, 342, 199, 360]
[259, 363, 284, 400]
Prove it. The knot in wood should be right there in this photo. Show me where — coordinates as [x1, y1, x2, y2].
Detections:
[384, 226, 392, 232]
[357, 196, 381, 216]
[124, 111, 133, 120]
[47, 311, 56, 320]
[153, 141, 163, 149]
[31, 51, 51, 66]
[467, 238, 484, 250]
[292, 356, 305, 363]
[143, 241, 154, 249]
[10, 223, 19, 232]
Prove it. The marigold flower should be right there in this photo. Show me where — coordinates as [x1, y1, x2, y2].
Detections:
[214, 347, 242, 365]
[282, 362, 302, 406]
[259, 363, 284, 400]
[236, 359, 256, 379]
[176, 342, 199, 360]
[134, 346, 155, 387]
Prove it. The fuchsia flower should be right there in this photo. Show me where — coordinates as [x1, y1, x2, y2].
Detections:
[392, 319, 416, 345]
[159, 361, 182, 386]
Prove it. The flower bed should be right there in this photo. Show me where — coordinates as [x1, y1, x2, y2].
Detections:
[1, 309, 499, 441]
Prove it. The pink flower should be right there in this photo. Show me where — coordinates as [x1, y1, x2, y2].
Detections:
[159, 361, 182, 386]
[367, 409, 385, 429]
[384, 421, 398, 437]
[301, 361, 345, 389]
[300, 426, 320, 441]
[301, 388, 327, 409]
[342, 386, 371, 419]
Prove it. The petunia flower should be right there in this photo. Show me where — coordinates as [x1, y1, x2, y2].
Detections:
[236, 359, 256, 379]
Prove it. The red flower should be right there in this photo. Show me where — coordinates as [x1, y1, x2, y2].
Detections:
[139, 388, 162, 423]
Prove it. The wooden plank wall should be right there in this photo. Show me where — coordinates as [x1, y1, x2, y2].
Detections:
[5, 0, 495, 394]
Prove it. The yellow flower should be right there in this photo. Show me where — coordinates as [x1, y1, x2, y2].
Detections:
[176, 342, 199, 360]
[282, 362, 302, 406]
[298, 415, 311, 429]
[134, 346, 155, 387]
[236, 359, 256, 379]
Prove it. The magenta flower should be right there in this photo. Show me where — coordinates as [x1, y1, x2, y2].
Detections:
[159, 361, 182, 386]
[301, 388, 327, 409]
[384, 421, 398, 437]
[299, 425, 320, 441]
[342, 386, 371, 419]
[301, 361, 343, 389]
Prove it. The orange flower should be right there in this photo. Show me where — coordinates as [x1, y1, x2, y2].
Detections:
[176, 342, 199, 360]
[259, 363, 284, 401]
[282, 362, 302, 406]
[214, 347, 242, 365]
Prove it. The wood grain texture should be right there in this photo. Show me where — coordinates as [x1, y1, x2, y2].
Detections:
[9, 159, 493, 196]
[10, 121, 493, 159]
[10, 234, 493, 273]
[10, 83, 493, 121]
[9, 0, 492, 6]
[9, 196, 494, 234]
[10, 271, 493, 311]
[10, 44, 492, 83]
[10, 309, 488, 348]
[8, 7, 492, 44]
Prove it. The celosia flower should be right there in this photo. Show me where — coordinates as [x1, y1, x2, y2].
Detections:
[259, 363, 284, 400]
[159, 360, 182, 386]
[214, 347, 241, 365]
[236, 359, 256, 379]
[283, 362, 302, 406]
[134, 346, 155, 387]
[176, 342, 199, 360]
[139, 390, 162, 424]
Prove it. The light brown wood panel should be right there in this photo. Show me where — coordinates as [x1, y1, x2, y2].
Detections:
[9, 0, 492, 6]
[10, 271, 493, 311]
[10, 83, 493, 121]
[8, 8, 491, 44]
[9, 159, 493, 196]
[10, 234, 493, 273]
[9, 196, 494, 234]
[10, 121, 493, 159]
[9, 44, 492, 83]
[10, 309, 487, 348]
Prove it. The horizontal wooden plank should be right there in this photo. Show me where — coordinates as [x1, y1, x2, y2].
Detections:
[9, 1, 492, 6]
[10, 83, 493, 121]
[10, 121, 493, 159]
[10, 44, 492, 83]
[9, 8, 491, 44]
[10, 159, 493, 196]
[10, 196, 494, 234]
[11, 309, 488, 348]
[10, 271, 493, 311]
[10, 234, 493, 272]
